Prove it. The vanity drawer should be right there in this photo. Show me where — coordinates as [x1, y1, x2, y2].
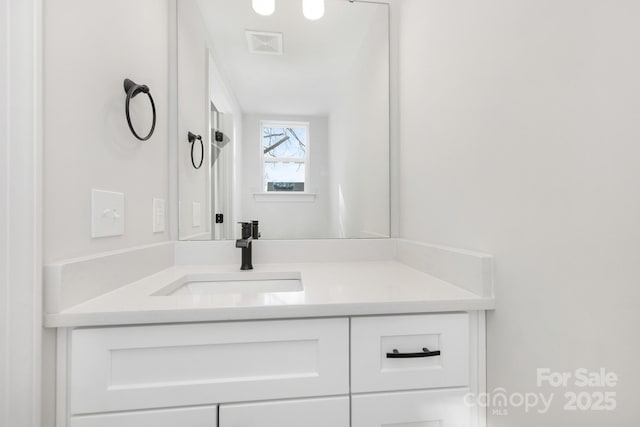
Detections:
[69, 318, 349, 414]
[69, 406, 217, 427]
[351, 313, 469, 392]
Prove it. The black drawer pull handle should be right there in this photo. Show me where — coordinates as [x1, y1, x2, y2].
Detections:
[386, 347, 441, 358]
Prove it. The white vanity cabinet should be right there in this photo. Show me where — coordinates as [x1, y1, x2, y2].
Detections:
[57, 313, 484, 427]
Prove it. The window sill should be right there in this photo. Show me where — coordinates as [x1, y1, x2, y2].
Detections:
[253, 192, 317, 203]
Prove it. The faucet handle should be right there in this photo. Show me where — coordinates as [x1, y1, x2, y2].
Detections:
[251, 220, 260, 240]
[237, 222, 252, 239]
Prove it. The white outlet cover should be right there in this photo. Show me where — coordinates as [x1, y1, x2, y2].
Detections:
[153, 198, 166, 233]
[192, 202, 201, 227]
[91, 189, 124, 238]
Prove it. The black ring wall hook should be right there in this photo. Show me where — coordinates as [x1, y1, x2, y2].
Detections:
[124, 78, 156, 141]
[188, 131, 204, 169]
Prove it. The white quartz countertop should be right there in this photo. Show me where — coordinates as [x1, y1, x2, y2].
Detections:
[44, 260, 494, 327]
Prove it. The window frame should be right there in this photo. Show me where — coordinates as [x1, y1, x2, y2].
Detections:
[260, 120, 311, 193]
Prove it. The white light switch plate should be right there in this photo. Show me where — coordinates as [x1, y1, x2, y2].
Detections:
[91, 189, 124, 238]
[192, 202, 201, 227]
[153, 198, 166, 233]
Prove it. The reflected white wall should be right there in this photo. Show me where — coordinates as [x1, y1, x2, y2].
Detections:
[178, 0, 242, 241]
[328, 4, 390, 239]
[177, 0, 211, 240]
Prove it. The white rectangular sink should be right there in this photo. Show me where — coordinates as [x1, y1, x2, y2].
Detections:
[153, 271, 303, 296]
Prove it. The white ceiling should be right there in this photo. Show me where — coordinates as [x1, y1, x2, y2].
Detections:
[194, 0, 388, 115]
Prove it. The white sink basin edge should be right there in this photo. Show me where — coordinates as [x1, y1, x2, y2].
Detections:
[152, 271, 303, 296]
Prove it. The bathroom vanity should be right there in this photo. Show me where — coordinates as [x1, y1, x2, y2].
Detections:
[45, 239, 494, 427]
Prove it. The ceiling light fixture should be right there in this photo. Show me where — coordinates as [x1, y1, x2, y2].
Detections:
[302, 0, 325, 20]
[252, 0, 275, 16]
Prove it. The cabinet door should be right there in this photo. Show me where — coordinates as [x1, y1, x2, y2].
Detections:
[70, 406, 217, 427]
[352, 389, 471, 427]
[220, 396, 349, 427]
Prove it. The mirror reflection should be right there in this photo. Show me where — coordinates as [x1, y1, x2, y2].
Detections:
[178, 0, 389, 240]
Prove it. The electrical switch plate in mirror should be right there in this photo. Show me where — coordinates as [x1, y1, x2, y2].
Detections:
[91, 189, 124, 238]
[192, 202, 201, 227]
[153, 198, 166, 233]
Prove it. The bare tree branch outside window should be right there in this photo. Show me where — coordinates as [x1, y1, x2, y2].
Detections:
[262, 124, 308, 191]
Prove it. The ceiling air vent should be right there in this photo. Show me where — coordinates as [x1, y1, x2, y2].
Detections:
[245, 30, 284, 56]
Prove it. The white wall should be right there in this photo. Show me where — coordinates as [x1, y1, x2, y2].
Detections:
[328, 3, 390, 238]
[209, 54, 243, 241]
[241, 114, 331, 239]
[398, 1, 640, 425]
[44, 0, 170, 262]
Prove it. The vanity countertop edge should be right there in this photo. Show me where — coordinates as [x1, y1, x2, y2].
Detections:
[44, 239, 495, 328]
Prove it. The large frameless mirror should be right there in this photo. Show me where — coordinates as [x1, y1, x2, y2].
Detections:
[178, 0, 389, 240]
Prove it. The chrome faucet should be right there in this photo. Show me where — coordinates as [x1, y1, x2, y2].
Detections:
[236, 221, 260, 270]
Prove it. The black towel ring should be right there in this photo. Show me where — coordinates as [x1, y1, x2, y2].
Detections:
[188, 131, 204, 169]
[124, 78, 156, 141]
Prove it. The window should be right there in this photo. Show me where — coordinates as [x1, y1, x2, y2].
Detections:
[262, 121, 309, 192]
